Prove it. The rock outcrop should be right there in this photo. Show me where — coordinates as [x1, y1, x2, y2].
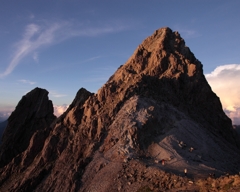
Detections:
[0, 87, 56, 168]
[0, 27, 240, 192]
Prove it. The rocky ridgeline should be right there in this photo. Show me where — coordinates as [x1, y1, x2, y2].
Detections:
[0, 88, 56, 168]
[0, 27, 240, 192]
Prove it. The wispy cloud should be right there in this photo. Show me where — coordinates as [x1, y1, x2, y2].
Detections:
[0, 23, 62, 78]
[49, 90, 67, 98]
[29, 14, 35, 20]
[18, 79, 36, 85]
[0, 21, 128, 78]
[82, 56, 102, 62]
[33, 52, 38, 62]
[206, 64, 240, 124]
[69, 25, 127, 37]
[173, 25, 200, 39]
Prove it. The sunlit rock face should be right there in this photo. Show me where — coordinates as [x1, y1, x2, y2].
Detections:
[0, 27, 240, 192]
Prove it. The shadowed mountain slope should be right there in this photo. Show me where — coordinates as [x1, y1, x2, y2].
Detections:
[233, 125, 240, 135]
[0, 120, 7, 142]
[0, 27, 240, 192]
[0, 88, 56, 168]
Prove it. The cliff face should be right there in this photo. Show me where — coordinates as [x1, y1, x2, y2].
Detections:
[0, 27, 240, 192]
[0, 87, 56, 168]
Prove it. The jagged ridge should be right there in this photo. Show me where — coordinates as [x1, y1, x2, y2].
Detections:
[0, 27, 240, 192]
[0, 87, 56, 168]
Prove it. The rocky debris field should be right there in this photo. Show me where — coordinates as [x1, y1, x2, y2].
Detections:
[119, 160, 240, 192]
[80, 154, 240, 192]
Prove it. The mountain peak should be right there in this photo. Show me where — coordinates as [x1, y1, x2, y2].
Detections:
[141, 27, 176, 52]
[0, 27, 240, 192]
[107, 28, 202, 92]
[0, 87, 56, 167]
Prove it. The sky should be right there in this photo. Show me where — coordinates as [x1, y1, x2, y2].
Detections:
[0, 0, 240, 124]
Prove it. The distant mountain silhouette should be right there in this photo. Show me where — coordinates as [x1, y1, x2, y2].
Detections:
[0, 116, 8, 123]
[0, 27, 240, 192]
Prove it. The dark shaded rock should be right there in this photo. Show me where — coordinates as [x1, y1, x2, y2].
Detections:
[233, 125, 240, 135]
[0, 120, 7, 142]
[0, 87, 56, 167]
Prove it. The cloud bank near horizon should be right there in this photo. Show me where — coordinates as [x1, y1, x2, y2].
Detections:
[54, 104, 69, 117]
[206, 64, 240, 124]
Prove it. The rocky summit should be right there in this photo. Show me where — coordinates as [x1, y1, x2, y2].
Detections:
[0, 87, 56, 168]
[0, 27, 240, 192]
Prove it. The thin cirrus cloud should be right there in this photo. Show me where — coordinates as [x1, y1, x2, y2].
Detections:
[49, 90, 67, 98]
[33, 52, 39, 62]
[206, 64, 240, 124]
[173, 25, 200, 39]
[18, 79, 36, 85]
[0, 23, 61, 78]
[0, 21, 128, 78]
[81, 56, 102, 63]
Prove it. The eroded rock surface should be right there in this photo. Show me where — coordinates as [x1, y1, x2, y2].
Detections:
[0, 27, 240, 192]
[0, 87, 56, 168]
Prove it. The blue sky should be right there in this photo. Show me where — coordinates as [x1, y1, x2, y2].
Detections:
[0, 0, 240, 123]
